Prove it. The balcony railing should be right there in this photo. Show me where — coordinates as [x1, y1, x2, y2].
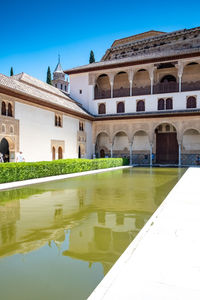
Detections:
[94, 81, 200, 100]
[94, 89, 111, 100]
[113, 88, 130, 98]
[182, 81, 200, 92]
[132, 86, 151, 96]
[154, 82, 179, 94]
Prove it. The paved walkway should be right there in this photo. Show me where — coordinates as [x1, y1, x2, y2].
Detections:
[88, 167, 200, 300]
[0, 166, 130, 191]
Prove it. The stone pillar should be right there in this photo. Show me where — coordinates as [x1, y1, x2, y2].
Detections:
[149, 66, 155, 95]
[177, 61, 184, 92]
[93, 143, 96, 159]
[55, 150, 58, 160]
[92, 84, 95, 100]
[129, 142, 133, 165]
[110, 143, 113, 158]
[128, 69, 134, 97]
[178, 143, 181, 167]
[110, 82, 114, 98]
[150, 144, 153, 167]
[129, 80, 133, 96]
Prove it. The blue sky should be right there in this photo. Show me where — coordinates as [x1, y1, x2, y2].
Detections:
[1, 0, 200, 81]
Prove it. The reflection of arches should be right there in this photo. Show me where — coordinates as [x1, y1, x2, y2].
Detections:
[1, 101, 6, 115]
[117, 102, 125, 113]
[8, 103, 12, 117]
[58, 147, 63, 159]
[98, 103, 106, 114]
[52, 146, 55, 160]
[0, 138, 9, 162]
[95, 74, 111, 99]
[187, 96, 196, 108]
[136, 100, 145, 112]
[155, 123, 178, 164]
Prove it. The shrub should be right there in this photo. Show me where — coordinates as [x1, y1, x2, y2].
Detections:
[0, 158, 125, 183]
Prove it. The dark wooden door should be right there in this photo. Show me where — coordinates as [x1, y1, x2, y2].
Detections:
[156, 132, 178, 164]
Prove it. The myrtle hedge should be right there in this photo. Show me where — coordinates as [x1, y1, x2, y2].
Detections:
[0, 158, 129, 184]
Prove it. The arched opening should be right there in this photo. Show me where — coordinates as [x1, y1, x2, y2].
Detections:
[113, 72, 129, 97]
[95, 132, 110, 158]
[117, 102, 125, 113]
[155, 74, 178, 93]
[155, 123, 178, 164]
[0, 138, 10, 162]
[95, 74, 111, 99]
[132, 130, 150, 164]
[136, 100, 145, 112]
[182, 129, 200, 165]
[187, 96, 196, 109]
[158, 98, 164, 110]
[98, 103, 106, 114]
[58, 147, 63, 159]
[133, 69, 151, 96]
[100, 149, 105, 158]
[52, 146, 55, 160]
[182, 62, 200, 91]
[113, 131, 129, 158]
[8, 103, 12, 117]
[1, 102, 6, 116]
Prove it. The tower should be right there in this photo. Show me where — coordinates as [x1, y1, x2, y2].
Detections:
[52, 55, 69, 93]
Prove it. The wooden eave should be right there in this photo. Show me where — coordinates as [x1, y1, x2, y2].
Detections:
[65, 51, 200, 75]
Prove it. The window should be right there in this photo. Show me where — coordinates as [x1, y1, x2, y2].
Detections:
[61, 84, 63, 90]
[166, 98, 173, 110]
[136, 100, 145, 112]
[158, 99, 164, 110]
[117, 102, 125, 113]
[157, 98, 173, 110]
[1, 101, 6, 115]
[58, 147, 63, 159]
[79, 122, 84, 131]
[98, 103, 106, 114]
[79, 89, 82, 94]
[187, 96, 196, 109]
[8, 103, 13, 117]
[52, 147, 55, 160]
[55, 114, 62, 127]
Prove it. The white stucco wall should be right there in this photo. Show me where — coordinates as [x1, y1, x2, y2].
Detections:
[15, 102, 92, 162]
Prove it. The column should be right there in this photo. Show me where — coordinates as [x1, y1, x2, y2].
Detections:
[108, 73, 115, 99]
[110, 82, 114, 98]
[148, 66, 155, 95]
[128, 69, 134, 97]
[110, 142, 113, 158]
[177, 61, 183, 92]
[92, 84, 95, 100]
[178, 143, 181, 167]
[150, 144, 153, 167]
[129, 142, 133, 165]
[93, 143, 96, 159]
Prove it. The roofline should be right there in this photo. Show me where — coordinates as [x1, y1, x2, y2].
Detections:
[110, 30, 166, 47]
[0, 85, 94, 121]
[64, 51, 200, 75]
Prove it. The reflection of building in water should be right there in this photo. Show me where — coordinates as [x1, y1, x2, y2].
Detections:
[0, 201, 20, 246]
[63, 211, 149, 275]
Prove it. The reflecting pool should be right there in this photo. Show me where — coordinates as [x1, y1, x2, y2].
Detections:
[0, 167, 185, 300]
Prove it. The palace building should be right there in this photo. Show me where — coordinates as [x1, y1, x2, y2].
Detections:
[1, 26, 200, 165]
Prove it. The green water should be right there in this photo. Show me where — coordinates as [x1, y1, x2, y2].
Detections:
[0, 167, 185, 300]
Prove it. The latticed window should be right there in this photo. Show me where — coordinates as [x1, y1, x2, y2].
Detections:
[187, 96, 196, 108]
[117, 102, 125, 113]
[136, 100, 145, 112]
[98, 103, 106, 114]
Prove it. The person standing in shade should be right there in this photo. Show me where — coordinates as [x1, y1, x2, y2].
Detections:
[16, 151, 25, 162]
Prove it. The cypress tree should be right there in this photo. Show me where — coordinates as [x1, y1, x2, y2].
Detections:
[10, 67, 14, 76]
[46, 66, 52, 85]
[89, 50, 95, 63]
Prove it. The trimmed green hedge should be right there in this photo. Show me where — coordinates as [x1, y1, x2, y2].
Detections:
[0, 158, 128, 184]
